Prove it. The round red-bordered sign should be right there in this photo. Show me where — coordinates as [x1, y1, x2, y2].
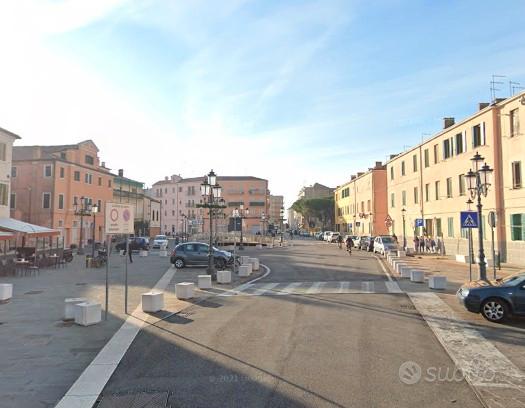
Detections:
[110, 208, 119, 222]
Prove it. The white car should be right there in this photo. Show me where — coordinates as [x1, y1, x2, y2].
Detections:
[152, 235, 169, 249]
[329, 232, 341, 243]
[323, 231, 333, 241]
[373, 235, 398, 255]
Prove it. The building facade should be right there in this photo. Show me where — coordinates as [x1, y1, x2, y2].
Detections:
[386, 91, 525, 264]
[11, 140, 113, 247]
[0, 127, 21, 218]
[268, 195, 284, 228]
[295, 182, 334, 231]
[334, 162, 388, 236]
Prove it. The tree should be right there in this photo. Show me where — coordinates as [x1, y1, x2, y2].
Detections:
[291, 196, 334, 230]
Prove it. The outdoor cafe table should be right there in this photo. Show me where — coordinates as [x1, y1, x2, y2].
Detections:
[48, 254, 59, 268]
[14, 259, 30, 273]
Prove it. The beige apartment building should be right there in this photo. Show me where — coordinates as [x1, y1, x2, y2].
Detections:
[334, 162, 388, 236]
[386, 91, 525, 264]
[0, 127, 21, 218]
[268, 195, 284, 226]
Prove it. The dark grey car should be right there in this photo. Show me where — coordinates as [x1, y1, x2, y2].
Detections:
[457, 272, 525, 322]
[170, 242, 233, 270]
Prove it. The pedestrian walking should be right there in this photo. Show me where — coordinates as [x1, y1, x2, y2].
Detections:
[430, 237, 436, 253]
[437, 237, 442, 255]
[414, 236, 420, 253]
[419, 236, 425, 252]
[392, 233, 398, 244]
[425, 237, 431, 253]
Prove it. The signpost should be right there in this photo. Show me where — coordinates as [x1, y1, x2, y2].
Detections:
[488, 211, 497, 279]
[105, 203, 135, 317]
[384, 215, 393, 232]
[460, 211, 478, 282]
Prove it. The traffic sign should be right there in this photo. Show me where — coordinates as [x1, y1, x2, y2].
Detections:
[460, 211, 478, 228]
[385, 215, 392, 222]
[105, 203, 134, 234]
[488, 211, 497, 228]
[415, 218, 424, 227]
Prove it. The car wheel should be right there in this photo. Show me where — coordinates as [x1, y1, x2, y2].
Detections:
[173, 258, 185, 269]
[481, 298, 509, 323]
[215, 258, 226, 270]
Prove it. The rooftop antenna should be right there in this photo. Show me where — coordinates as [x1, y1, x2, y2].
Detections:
[421, 132, 431, 144]
[490, 74, 506, 101]
[510, 81, 525, 96]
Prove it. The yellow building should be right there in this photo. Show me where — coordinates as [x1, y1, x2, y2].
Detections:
[334, 162, 388, 236]
[386, 91, 525, 264]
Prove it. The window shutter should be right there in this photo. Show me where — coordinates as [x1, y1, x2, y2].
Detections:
[472, 126, 475, 148]
[450, 137, 454, 156]
[442, 141, 446, 160]
[482, 122, 486, 145]
[463, 130, 467, 153]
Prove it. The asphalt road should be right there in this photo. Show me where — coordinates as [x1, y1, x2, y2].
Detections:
[97, 240, 483, 408]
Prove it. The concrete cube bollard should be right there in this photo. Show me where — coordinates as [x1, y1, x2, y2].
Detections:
[198, 275, 212, 289]
[397, 250, 406, 257]
[239, 256, 249, 265]
[239, 264, 252, 277]
[410, 270, 425, 283]
[217, 270, 232, 284]
[175, 282, 195, 299]
[429, 276, 447, 290]
[389, 257, 401, 266]
[400, 266, 412, 278]
[120, 250, 125, 256]
[0, 283, 13, 302]
[142, 292, 164, 312]
[139, 250, 149, 257]
[64, 297, 89, 320]
[395, 262, 409, 274]
[74, 302, 102, 326]
[392, 260, 404, 270]
[256, 244, 263, 249]
[248, 258, 259, 271]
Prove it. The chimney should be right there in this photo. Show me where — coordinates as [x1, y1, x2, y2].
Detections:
[118, 169, 124, 177]
[443, 117, 455, 129]
[478, 102, 490, 111]
[351, 175, 356, 180]
[101, 161, 105, 168]
[357, 172, 364, 177]
[375, 161, 382, 168]
[165, 176, 169, 181]
[495, 98, 506, 104]
[389, 154, 398, 160]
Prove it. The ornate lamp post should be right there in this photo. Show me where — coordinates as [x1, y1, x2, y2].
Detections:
[401, 207, 407, 250]
[232, 204, 249, 250]
[74, 196, 92, 255]
[198, 170, 226, 275]
[279, 206, 285, 245]
[91, 204, 99, 258]
[261, 212, 266, 237]
[465, 152, 494, 281]
[181, 214, 187, 241]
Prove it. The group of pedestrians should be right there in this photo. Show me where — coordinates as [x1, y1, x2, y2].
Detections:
[413, 236, 445, 254]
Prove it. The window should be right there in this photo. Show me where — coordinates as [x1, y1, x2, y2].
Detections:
[179, 187, 182, 192]
[390, 193, 395, 208]
[390, 167, 394, 180]
[510, 108, 519, 137]
[510, 214, 525, 241]
[425, 183, 430, 202]
[455, 132, 465, 155]
[446, 177, 453, 198]
[60, 152, 66, 160]
[413, 154, 418, 172]
[108, 179, 112, 188]
[0, 143, 6, 161]
[401, 161, 406, 176]
[74, 171, 80, 181]
[512, 161, 522, 189]
[58, 194, 64, 210]
[433, 144, 439, 164]
[97, 200, 102, 210]
[472, 124, 485, 147]
[10, 193, 15, 209]
[85, 155, 94, 165]
[44, 165, 52, 177]
[435, 181, 440, 200]
[424, 149, 429, 168]
[98, 177, 102, 186]
[459, 174, 466, 196]
[414, 186, 418, 204]
[11, 166, 16, 178]
[401, 191, 406, 206]
[43, 193, 51, 209]
[0, 183, 8, 206]
[443, 138, 452, 159]
[60, 167, 65, 178]
[447, 217, 454, 238]
[85, 173, 92, 184]
[436, 218, 442, 237]
[367, 200, 370, 211]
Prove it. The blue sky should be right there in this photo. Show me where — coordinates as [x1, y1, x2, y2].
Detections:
[1, 0, 525, 207]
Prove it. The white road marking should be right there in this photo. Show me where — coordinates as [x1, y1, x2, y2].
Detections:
[385, 281, 403, 293]
[306, 282, 324, 294]
[409, 292, 525, 394]
[250, 282, 280, 295]
[338, 281, 350, 293]
[361, 281, 374, 293]
[276, 282, 303, 295]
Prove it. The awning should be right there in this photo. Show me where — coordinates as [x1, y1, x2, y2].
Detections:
[0, 218, 60, 237]
[0, 231, 14, 240]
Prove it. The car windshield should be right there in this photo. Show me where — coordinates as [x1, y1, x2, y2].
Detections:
[497, 274, 525, 287]
[155, 236, 166, 240]
[381, 237, 394, 244]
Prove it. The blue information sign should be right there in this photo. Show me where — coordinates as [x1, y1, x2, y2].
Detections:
[415, 219, 424, 227]
[460, 211, 479, 228]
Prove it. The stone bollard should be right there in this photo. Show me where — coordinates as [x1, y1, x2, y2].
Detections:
[142, 292, 164, 312]
[397, 250, 406, 257]
[410, 270, 425, 283]
[139, 250, 149, 257]
[399, 266, 412, 278]
[175, 282, 195, 299]
[256, 244, 263, 249]
[198, 275, 212, 289]
[248, 258, 260, 271]
[429, 276, 447, 290]
[0, 283, 13, 303]
[240, 256, 250, 265]
[64, 297, 88, 320]
[74, 302, 102, 326]
[120, 250, 125, 256]
[239, 264, 252, 277]
[395, 262, 409, 274]
[217, 270, 232, 284]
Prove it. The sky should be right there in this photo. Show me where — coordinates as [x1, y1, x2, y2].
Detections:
[1, 0, 525, 209]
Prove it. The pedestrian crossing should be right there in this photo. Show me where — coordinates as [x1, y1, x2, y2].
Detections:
[217, 280, 403, 297]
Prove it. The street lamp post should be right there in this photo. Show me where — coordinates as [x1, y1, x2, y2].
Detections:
[232, 205, 249, 250]
[198, 170, 226, 276]
[261, 212, 266, 237]
[91, 204, 99, 258]
[279, 206, 285, 246]
[74, 196, 92, 255]
[465, 152, 494, 281]
[401, 208, 407, 250]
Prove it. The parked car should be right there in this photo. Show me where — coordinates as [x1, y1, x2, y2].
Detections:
[358, 236, 372, 251]
[373, 235, 397, 255]
[329, 232, 341, 243]
[367, 236, 376, 252]
[316, 232, 325, 240]
[352, 236, 361, 248]
[115, 237, 150, 252]
[457, 273, 525, 322]
[152, 234, 169, 249]
[323, 231, 333, 241]
[170, 242, 233, 270]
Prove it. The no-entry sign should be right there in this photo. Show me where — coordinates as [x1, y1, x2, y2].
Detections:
[105, 203, 135, 234]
